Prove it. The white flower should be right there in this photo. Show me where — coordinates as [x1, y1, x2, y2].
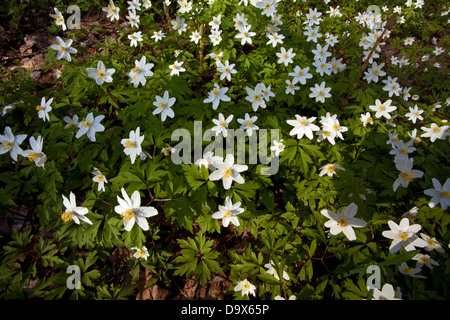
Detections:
[153, 91, 176, 121]
[312, 58, 331, 77]
[127, 0, 142, 11]
[287, 115, 320, 140]
[382, 218, 428, 253]
[211, 113, 233, 137]
[209, 154, 247, 190]
[121, 127, 145, 164]
[50, 7, 67, 31]
[151, 30, 165, 42]
[276, 47, 296, 66]
[128, 31, 143, 47]
[126, 9, 140, 28]
[372, 284, 400, 300]
[234, 279, 256, 297]
[266, 32, 285, 47]
[424, 178, 450, 210]
[189, 30, 201, 44]
[319, 163, 345, 177]
[264, 260, 290, 281]
[178, 0, 193, 14]
[131, 246, 150, 260]
[114, 188, 158, 231]
[92, 167, 107, 192]
[321, 114, 347, 142]
[363, 62, 386, 83]
[216, 60, 237, 81]
[235, 24, 256, 45]
[419, 233, 445, 253]
[369, 99, 397, 119]
[21, 136, 47, 168]
[420, 123, 449, 142]
[102, 0, 120, 21]
[75, 112, 105, 142]
[274, 295, 296, 300]
[309, 81, 331, 103]
[50, 37, 77, 62]
[270, 139, 285, 157]
[36, 97, 53, 122]
[237, 113, 258, 137]
[169, 60, 185, 76]
[128, 56, 154, 88]
[86, 60, 115, 85]
[212, 196, 244, 227]
[203, 83, 230, 110]
[0, 127, 26, 161]
[289, 66, 313, 85]
[393, 157, 423, 192]
[404, 105, 423, 124]
[61, 192, 92, 225]
[360, 112, 374, 126]
[321, 203, 367, 241]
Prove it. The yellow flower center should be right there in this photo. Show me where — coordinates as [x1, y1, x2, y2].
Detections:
[124, 140, 135, 148]
[162, 147, 171, 155]
[132, 66, 140, 73]
[1, 140, 13, 152]
[224, 210, 232, 219]
[36, 105, 44, 111]
[223, 168, 232, 178]
[374, 69, 380, 75]
[323, 131, 330, 137]
[392, 137, 400, 143]
[400, 149, 409, 154]
[27, 152, 39, 162]
[219, 121, 227, 128]
[121, 209, 135, 221]
[246, 121, 253, 127]
[379, 104, 386, 111]
[400, 172, 413, 182]
[433, 126, 441, 133]
[418, 256, 429, 264]
[299, 119, 307, 126]
[97, 70, 106, 79]
[426, 238, 436, 247]
[61, 210, 74, 222]
[337, 217, 348, 228]
[333, 123, 340, 131]
[242, 282, 250, 291]
[81, 119, 92, 128]
[367, 117, 373, 123]
[326, 164, 335, 173]
[213, 88, 220, 96]
[60, 46, 66, 51]
[56, 17, 63, 23]
[441, 191, 450, 198]
[318, 90, 324, 96]
[398, 231, 409, 241]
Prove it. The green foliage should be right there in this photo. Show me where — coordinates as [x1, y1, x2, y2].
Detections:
[0, 0, 449, 301]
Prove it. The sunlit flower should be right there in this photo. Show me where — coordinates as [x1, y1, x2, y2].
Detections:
[36, 97, 53, 122]
[419, 233, 445, 253]
[169, 60, 185, 76]
[287, 115, 320, 140]
[234, 279, 256, 297]
[382, 218, 427, 253]
[115, 188, 158, 231]
[122, 127, 145, 164]
[276, 47, 296, 66]
[0, 127, 26, 161]
[360, 112, 374, 126]
[50, 37, 77, 62]
[424, 178, 450, 210]
[216, 60, 237, 81]
[128, 31, 143, 47]
[212, 196, 244, 227]
[151, 30, 165, 42]
[92, 167, 107, 192]
[209, 154, 247, 190]
[194, 151, 222, 170]
[126, 9, 140, 28]
[369, 99, 396, 119]
[319, 163, 345, 177]
[372, 283, 401, 300]
[50, 7, 67, 31]
[131, 246, 149, 260]
[102, 0, 120, 21]
[321, 203, 367, 241]
[235, 24, 256, 45]
[61, 191, 92, 225]
[420, 123, 449, 142]
[21, 136, 46, 168]
[270, 139, 285, 156]
[289, 66, 313, 85]
[309, 81, 331, 103]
